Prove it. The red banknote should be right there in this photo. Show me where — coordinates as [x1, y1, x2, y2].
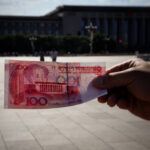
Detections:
[4, 60, 107, 109]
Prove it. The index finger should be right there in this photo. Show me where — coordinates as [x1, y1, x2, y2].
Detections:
[106, 59, 134, 74]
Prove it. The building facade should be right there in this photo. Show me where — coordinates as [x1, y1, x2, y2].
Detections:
[0, 16, 62, 36]
[0, 5, 150, 50]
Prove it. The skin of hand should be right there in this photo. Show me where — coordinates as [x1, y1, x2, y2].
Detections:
[93, 58, 150, 120]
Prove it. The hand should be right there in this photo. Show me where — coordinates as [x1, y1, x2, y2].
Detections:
[93, 58, 150, 120]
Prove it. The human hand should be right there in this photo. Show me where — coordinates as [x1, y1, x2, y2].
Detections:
[93, 58, 150, 120]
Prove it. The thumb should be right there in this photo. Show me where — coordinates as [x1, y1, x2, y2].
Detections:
[93, 68, 134, 89]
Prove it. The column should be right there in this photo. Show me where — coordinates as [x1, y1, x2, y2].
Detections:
[108, 18, 114, 37]
[132, 19, 138, 47]
[122, 20, 128, 42]
[146, 19, 150, 50]
[145, 18, 148, 49]
[97, 18, 100, 33]
[99, 18, 104, 34]
[88, 18, 91, 25]
[137, 18, 143, 49]
[95, 18, 99, 32]
[141, 18, 145, 48]
[104, 18, 108, 35]
[112, 18, 117, 40]
[117, 18, 123, 42]
[81, 18, 88, 35]
[128, 18, 137, 49]
[128, 18, 132, 49]
[108, 18, 111, 36]
[148, 19, 150, 49]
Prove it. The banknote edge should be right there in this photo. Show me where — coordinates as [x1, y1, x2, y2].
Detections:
[96, 89, 108, 98]
[83, 89, 107, 102]
[4, 59, 9, 108]
[5, 60, 106, 66]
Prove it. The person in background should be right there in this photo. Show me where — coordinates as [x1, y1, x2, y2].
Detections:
[40, 51, 44, 61]
[93, 58, 150, 120]
[50, 50, 58, 62]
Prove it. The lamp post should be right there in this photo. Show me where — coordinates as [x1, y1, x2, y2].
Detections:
[85, 22, 97, 55]
[29, 36, 37, 55]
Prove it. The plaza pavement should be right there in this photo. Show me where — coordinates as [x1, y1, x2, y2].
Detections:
[0, 56, 150, 150]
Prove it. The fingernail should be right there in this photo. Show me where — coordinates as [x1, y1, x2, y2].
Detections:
[93, 75, 106, 89]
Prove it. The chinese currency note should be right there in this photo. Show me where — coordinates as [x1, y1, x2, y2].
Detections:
[4, 60, 107, 109]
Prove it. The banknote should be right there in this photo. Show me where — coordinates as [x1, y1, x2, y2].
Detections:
[4, 60, 107, 109]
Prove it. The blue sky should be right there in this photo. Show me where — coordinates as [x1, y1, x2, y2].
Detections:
[0, 0, 149, 16]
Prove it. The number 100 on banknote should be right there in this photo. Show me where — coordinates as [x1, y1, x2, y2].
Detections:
[5, 60, 107, 109]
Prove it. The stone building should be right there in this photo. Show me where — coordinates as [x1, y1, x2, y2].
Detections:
[0, 5, 150, 50]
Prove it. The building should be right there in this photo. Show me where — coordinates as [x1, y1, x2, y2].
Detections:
[0, 5, 150, 50]
[0, 15, 62, 36]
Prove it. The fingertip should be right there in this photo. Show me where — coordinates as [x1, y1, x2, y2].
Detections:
[107, 95, 117, 107]
[117, 99, 128, 109]
[98, 97, 107, 103]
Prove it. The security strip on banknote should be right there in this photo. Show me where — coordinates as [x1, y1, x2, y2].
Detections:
[4, 60, 107, 109]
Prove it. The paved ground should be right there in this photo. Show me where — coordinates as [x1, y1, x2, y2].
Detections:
[0, 56, 150, 150]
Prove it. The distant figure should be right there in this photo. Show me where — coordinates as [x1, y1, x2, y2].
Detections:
[67, 51, 71, 55]
[40, 51, 44, 61]
[50, 50, 58, 62]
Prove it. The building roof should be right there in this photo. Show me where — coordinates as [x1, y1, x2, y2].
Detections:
[45, 5, 150, 17]
[0, 14, 60, 21]
[0, 5, 150, 19]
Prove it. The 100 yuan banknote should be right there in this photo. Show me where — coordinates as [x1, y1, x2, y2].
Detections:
[5, 60, 107, 109]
